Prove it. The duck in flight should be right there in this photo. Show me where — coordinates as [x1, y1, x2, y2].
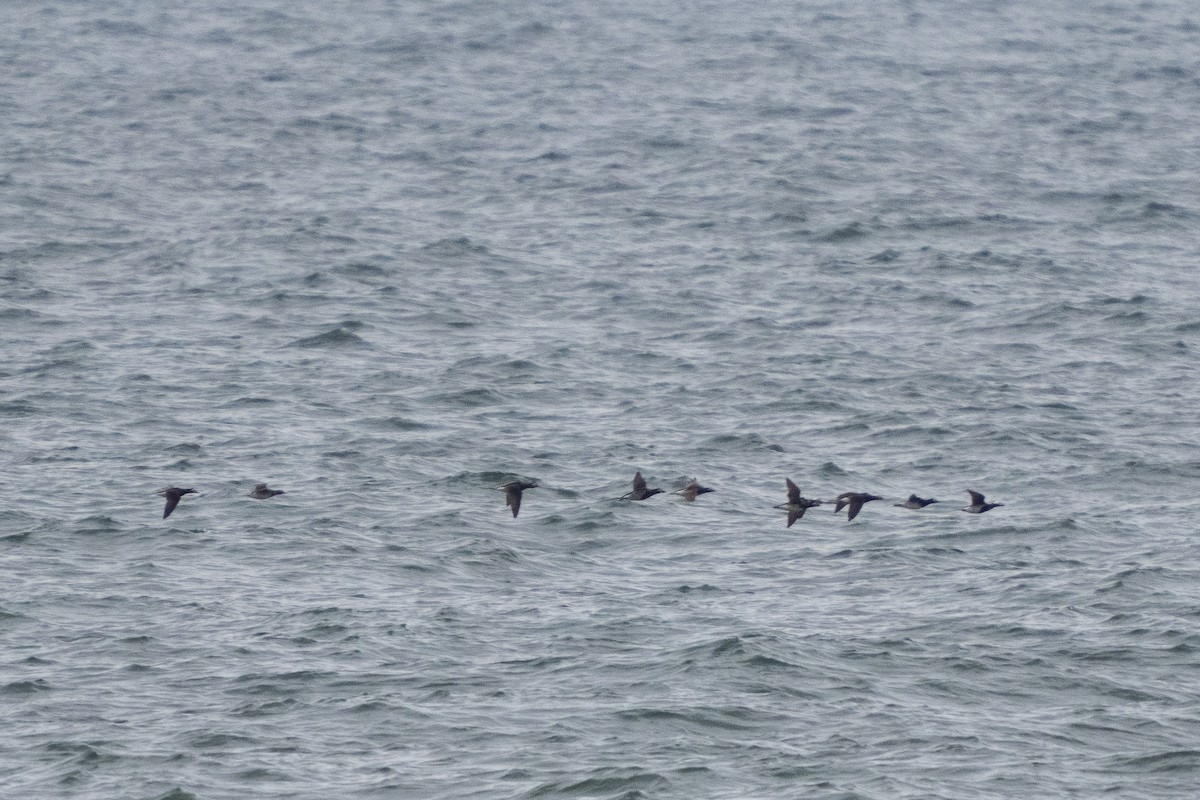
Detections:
[158, 487, 196, 519]
[895, 494, 938, 509]
[500, 481, 538, 518]
[776, 478, 821, 527]
[620, 471, 663, 501]
[673, 478, 714, 501]
[833, 492, 881, 521]
[962, 490, 1004, 513]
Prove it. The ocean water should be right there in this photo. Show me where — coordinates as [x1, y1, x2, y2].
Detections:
[3, 1, 1200, 798]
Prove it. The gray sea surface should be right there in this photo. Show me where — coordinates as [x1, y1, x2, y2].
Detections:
[3, 1, 1200, 798]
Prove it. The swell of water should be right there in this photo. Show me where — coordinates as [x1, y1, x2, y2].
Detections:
[3, 1, 1200, 798]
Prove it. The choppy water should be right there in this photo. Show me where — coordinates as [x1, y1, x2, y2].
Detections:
[4, 1, 1200, 798]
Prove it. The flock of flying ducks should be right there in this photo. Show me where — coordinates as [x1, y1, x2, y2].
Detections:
[501, 472, 1004, 524]
[155, 474, 1004, 523]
